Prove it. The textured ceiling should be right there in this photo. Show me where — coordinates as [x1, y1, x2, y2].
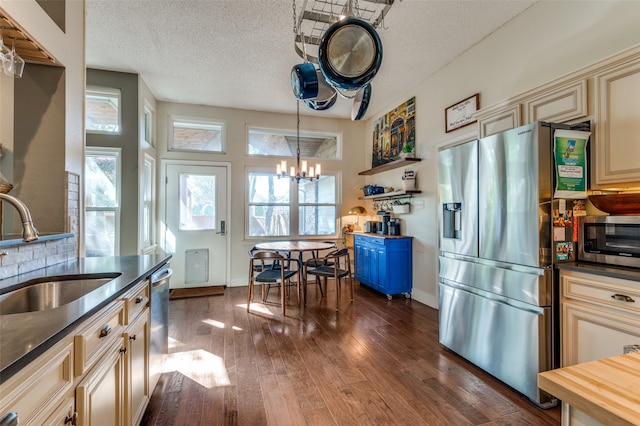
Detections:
[85, 0, 536, 121]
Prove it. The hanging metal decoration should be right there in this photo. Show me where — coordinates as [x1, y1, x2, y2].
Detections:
[290, 0, 394, 119]
[317, 1, 383, 91]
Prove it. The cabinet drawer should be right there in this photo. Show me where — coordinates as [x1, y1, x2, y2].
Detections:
[74, 300, 125, 376]
[561, 271, 640, 315]
[0, 337, 74, 426]
[354, 234, 385, 247]
[30, 396, 75, 426]
[121, 279, 149, 325]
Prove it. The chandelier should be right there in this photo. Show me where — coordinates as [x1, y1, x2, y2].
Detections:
[276, 101, 321, 182]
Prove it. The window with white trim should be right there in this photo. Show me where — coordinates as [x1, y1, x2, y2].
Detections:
[142, 154, 156, 250]
[169, 116, 225, 153]
[85, 147, 121, 256]
[247, 127, 339, 160]
[86, 86, 121, 134]
[247, 170, 338, 238]
[143, 101, 154, 147]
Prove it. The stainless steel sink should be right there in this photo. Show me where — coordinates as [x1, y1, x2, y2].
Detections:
[0, 273, 121, 315]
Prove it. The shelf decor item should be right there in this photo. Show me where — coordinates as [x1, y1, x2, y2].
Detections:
[392, 203, 410, 214]
[401, 169, 416, 191]
[371, 96, 416, 167]
[445, 93, 479, 133]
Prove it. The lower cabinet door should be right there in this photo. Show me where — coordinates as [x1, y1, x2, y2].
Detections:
[125, 310, 150, 426]
[76, 339, 125, 426]
[561, 300, 640, 366]
[561, 295, 640, 426]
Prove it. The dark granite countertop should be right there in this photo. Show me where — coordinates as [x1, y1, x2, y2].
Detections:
[0, 254, 171, 383]
[556, 261, 640, 283]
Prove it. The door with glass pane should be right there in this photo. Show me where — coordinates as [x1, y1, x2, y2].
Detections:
[164, 163, 228, 288]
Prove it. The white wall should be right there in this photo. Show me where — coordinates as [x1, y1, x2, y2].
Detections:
[156, 102, 366, 287]
[363, 1, 640, 308]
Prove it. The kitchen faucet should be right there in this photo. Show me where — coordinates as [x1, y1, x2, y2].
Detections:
[0, 193, 39, 242]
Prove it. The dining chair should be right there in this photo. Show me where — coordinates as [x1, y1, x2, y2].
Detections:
[247, 251, 301, 316]
[303, 241, 338, 297]
[304, 248, 354, 311]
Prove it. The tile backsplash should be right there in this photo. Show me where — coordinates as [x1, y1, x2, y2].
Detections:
[0, 171, 80, 281]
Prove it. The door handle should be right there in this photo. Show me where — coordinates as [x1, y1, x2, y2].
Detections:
[216, 220, 226, 236]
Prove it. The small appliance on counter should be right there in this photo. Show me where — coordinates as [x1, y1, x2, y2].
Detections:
[388, 218, 400, 235]
[377, 212, 391, 234]
[578, 215, 640, 268]
[363, 215, 401, 235]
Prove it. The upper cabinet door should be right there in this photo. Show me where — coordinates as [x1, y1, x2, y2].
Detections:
[593, 57, 640, 188]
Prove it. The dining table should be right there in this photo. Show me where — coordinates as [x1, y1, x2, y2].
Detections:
[253, 240, 337, 304]
[253, 240, 336, 264]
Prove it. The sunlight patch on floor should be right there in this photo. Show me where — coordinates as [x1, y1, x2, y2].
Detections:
[163, 349, 230, 388]
[237, 302, 275, 316]
[202, 318, 225, 328]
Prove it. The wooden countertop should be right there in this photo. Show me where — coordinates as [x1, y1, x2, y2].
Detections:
[351, 232, 413, 239]
[538, 352, 640, 426]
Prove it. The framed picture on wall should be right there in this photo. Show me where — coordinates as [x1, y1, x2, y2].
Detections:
[445, 93, 479, 133]
[371, 97, 416, 167]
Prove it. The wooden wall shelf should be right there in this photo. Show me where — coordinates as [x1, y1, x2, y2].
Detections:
[358, 158, 421, 176]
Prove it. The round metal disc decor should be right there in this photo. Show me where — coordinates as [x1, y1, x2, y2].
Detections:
[318, 17, 383, 90]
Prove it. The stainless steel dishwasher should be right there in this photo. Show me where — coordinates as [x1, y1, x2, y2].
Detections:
[150, 263, 172, 392]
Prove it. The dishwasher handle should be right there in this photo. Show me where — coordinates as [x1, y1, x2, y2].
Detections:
[151, 268, 173, 287]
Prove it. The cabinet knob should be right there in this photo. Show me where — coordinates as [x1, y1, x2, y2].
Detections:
[64, 411, 78, 425]
[129, 334, 137, 341]
[0, 411, 18, 426]
[99, 325, 111, 338]
[135, 295, 144, 304]
[120, 347, 127, 354]
[611, 293, 635, 303]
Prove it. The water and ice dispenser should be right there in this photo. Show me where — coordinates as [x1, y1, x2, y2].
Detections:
[443, 202, 462, 239]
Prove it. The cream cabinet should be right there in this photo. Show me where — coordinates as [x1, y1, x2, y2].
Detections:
[75, 338, 126, 426]
[124, 307, 150, 426]
[475, 103, 521, 137]
[560, 269, 640, 426]
[75, 280, 150, 426]
[0, 279, 152, 426]
[0, 336, 74, 425]
[524, 80, 588, 124]
[593, 56, 640, 188]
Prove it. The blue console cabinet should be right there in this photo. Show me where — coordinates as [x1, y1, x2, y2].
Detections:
[353, 233, 413, 300]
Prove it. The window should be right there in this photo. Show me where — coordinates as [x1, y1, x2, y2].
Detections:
[86, 86, 121, 133]
[298, 176, 337, 235]
[247, 171, 338, 238]
[143, 101, 154, 146]
[85, 147, 121, 256]
[247, 127, 339, 160]
[178, 173, 217, 230]
[142, 155, 156, 250]
[169, 116, 225, 153]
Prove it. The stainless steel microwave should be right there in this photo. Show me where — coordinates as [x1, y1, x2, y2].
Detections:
[578, 215, 640, 268]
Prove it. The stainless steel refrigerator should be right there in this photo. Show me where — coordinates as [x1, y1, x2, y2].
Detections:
[437, 121, 571, 408]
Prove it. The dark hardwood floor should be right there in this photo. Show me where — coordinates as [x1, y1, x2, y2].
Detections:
[141, 280, 561, 425]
